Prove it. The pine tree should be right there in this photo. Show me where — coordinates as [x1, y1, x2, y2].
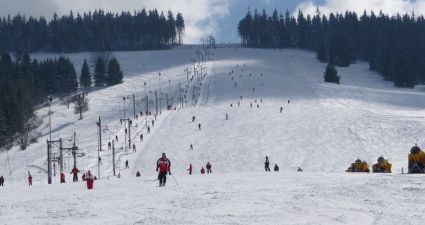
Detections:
[80, 59, 92, 88]
[317, 42, 329, 62]
[324, 63, 340, 84]
[106, 57, 123, 85]
[176, 13, 185, 45]
[94, 57, 106, 86]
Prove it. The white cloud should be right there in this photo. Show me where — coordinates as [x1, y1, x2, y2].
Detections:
[295, 0, 425, 16]
[0, 0, 231, 44]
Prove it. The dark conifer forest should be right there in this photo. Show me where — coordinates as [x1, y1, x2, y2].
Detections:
[238, 9, 425, 87]
[0, 9, 185, 53]
[0, 53, 77, 147]
[0, 8, 182, 147]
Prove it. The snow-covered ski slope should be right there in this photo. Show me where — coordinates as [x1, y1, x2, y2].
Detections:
[1, 46, 425, 225]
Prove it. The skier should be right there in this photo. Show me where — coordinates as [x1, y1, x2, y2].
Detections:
[238, 101, 240, 107]
[147, 126, 151, 134]
[274, 164, 279, 172]
[98, 156, 102, 165]
[60, 172, 65, 183]
[200, 167, 205, 174]
[250, 102, 252, 108]
[115, 135, 118, 142]
[70, 166, 80, 182]
[206, 162, 212, 173]
[132, 144, 136, 152]
[372, 156, 392, 173]
[188, 164, 193, 175]
[152, 120, 154, 127]
[125, 128, 127, 135]
[280, 107, 283, 113]
[198, 123, 201, 130]
[190, 144, 193, 150]
[0, 175, 4, 186]
[140, 133, 144, 142]
[264, 156, 271, 172]
[346, 159, 370, 172]
[288, 100, 290, 104]
[86, 170, 94, 190]
[297, 167, 303, 172]
[82, 173, 86, 181]
[156, 153, 171, 187]
[125, 160, 129, 169]
[226, 113, 229, 120]
[136, 171, 141, 177]
[28, 172, 32, 186]
[408, 145, 425, 173]
[192, 116, 196, 122]
[108, 141, 111, 150]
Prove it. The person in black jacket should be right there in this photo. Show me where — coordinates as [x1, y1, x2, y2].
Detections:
[265, 156, 270, 172]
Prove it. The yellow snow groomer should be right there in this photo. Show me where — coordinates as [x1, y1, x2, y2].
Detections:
[346, 159, 370, 173]
[372, 156, 392, 173]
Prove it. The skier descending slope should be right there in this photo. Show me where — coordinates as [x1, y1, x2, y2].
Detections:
[71, 166, 80, 182]
[264, 156, 271, 172]
[156, 153, 171, 187]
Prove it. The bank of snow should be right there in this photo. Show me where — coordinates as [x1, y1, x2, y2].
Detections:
[1, 172, 424, 225]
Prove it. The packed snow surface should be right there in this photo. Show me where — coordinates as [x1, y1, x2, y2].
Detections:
[1, 45, 425, 224]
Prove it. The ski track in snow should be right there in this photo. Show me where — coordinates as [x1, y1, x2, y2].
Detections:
[1, 46, 425, 224]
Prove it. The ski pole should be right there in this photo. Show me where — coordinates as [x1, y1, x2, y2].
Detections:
[171, 174, 179, 186]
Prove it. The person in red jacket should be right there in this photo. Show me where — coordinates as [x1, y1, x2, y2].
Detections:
[206, 162, 212, 174]
[156, 152, 171, 187]
[86, 170, 94, 190]
[60, 172, 65, 183]
[188, 163, 192, 175]
[28, 172, 32, 186]
[70, 166, 80, 182]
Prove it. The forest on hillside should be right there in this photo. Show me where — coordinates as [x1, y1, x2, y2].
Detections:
[238, 9, 425, 87]
[0, 8, 185, 53]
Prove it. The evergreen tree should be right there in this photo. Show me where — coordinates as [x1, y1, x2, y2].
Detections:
[94, 57, 106, 86]
[0, 9, 184, 52]
[238, 9, 425, 87]
[176, 13, 185, 45]
[80, 59, 92, 88]
[324, 63, 340, 84]
[106, 57, 123, 85]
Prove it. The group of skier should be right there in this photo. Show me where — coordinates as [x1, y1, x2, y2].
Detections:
[264, 156, 281, 172]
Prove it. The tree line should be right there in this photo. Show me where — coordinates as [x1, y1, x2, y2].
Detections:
[0, 52, 124, 149]
[238, 9, 425, 87]
[0, 8, 185, 53]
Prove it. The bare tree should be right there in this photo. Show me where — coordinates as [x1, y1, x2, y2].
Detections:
[61, 96, 73, 109]
[16, 117, 41, 150]
[73, 93, 89, 120]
